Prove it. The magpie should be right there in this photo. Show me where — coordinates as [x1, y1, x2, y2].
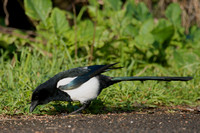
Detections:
[30, 63, 193, 114]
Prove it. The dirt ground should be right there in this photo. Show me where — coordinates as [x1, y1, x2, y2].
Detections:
[1, 108, 200, 133]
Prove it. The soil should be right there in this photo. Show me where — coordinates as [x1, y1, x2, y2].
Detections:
[1, 108, 200, 133]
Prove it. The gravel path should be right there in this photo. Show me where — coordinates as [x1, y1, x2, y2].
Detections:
[1, 111, 200, 133]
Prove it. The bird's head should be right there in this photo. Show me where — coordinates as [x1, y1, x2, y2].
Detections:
[29, 84, 54, 113]
[30, 81, 72, 113]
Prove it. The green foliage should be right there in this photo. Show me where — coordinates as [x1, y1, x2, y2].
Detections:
[24, 0, 52, 26]
[165, 3, 182, 27]
[0, 0, 200, 115]
[2, 0, 198, 68]
[106, 0, 122, 11]
[152, 20, 174, 44]
[50, 8, 69, 36]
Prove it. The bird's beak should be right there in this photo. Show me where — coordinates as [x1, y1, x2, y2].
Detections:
[29, 101, 38, 113]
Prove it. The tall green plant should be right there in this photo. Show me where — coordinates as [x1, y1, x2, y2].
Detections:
[5, 0, 200, 68]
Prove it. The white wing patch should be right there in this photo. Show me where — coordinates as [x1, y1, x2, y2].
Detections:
[83, 66, 88, 69]
[57, 77, 100, 104]
[57, 77, 76, 88]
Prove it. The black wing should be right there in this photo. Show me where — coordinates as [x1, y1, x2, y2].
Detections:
[59, 63, 120, 90]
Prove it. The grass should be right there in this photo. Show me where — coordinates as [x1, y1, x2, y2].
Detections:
[0, 47, 199, 115]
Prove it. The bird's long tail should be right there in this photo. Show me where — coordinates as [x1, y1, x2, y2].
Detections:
[111, 76, 193, 82]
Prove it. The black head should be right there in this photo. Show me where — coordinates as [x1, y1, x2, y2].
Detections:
[30, 82, 72, 113]
[29, 83, 54, 113]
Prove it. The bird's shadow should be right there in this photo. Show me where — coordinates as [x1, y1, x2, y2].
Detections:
[87, 99, 154, 114]
[45, 99, 154, 115]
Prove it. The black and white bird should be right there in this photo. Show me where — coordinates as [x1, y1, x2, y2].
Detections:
[30, 63, 192, 114]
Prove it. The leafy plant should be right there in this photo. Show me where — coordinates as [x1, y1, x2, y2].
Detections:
[0, 0, 200, 115]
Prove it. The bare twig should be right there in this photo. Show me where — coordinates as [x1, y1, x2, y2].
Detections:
[0, 25, 46, 44]
[3, 0, 9, 26]
[72, 2, 78, 60]
[0, 26, 52, 57]
[89, 6, 97, 63]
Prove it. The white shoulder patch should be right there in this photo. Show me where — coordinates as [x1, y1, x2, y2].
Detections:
[57, 77, 76, 88]
[83, 66, 88, 70]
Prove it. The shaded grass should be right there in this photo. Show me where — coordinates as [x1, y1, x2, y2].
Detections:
[0, 48, 199, 115]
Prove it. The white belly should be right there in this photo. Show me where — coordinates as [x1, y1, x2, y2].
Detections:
[57, 77, 100, 104]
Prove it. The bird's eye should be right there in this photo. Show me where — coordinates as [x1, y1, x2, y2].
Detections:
[34, 95, 39, 99]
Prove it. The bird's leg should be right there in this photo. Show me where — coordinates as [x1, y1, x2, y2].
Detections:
[68, 101, 91, 115]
